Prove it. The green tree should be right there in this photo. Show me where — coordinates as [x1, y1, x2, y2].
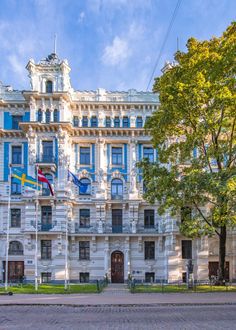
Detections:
[139, 22, 236, 284]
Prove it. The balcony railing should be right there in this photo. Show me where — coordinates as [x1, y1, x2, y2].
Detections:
[112, 225, 123, 233]
[9, 250, 23, 255]
[111, 194, 123, 200]
[36, 156, 56, 164]
[41, 223, 53, 231]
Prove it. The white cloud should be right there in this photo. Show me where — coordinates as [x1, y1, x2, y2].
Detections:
[8, 55, 27, 85]
[102, 36, 131, 66]
[78, 11, 85, 24]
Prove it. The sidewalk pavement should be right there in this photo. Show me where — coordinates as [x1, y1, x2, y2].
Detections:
[1, 286, 236, 306]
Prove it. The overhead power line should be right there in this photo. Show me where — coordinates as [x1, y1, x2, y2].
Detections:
[146, 0, 182, 91]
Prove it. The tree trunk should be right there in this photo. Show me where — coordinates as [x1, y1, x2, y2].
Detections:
[218, 225, 226, 285]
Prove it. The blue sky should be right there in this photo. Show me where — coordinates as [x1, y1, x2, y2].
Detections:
[0, 0, 235, 91]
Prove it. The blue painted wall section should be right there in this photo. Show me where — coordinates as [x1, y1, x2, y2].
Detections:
[4, 112, 11, 129]
[76, 144, 95, 181]
[4, 142, 10, 181]
[107, 143, 128, 182]
[23, 112, 30, 122]
[23, 142, 28, 174]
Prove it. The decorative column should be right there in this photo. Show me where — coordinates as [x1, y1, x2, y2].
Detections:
[129, 138, 138, 199]
[56, 127, 67, 191]
[26, 126, 37, 177]
[129, 203, 139, 234]
[96, 203, 105, 234]
[124, 237, 130, 281]
[29, 96, 36, 121]
[104, 236, 109, 278]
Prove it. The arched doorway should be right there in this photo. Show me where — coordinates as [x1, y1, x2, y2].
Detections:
[111, 251, 124, 283]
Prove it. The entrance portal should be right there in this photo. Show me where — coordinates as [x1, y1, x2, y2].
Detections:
[3, 261, 24, 282]
[111, 251, 124, 283]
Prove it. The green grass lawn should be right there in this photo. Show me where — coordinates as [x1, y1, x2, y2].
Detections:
[132, 284, 236, 293]
[0, 283, 99, 294]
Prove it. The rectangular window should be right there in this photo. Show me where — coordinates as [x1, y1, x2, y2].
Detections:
[114, 117, 120, 128]
[79, 241, 90, 260]
[136, 116, 143, 128]
[82, 116, 88, 127]
[12, 115, 23, 130]
[91, 116, 98, 127]
[41, 206, 52, 231]
[11, 177, 21, 195]
[105, 116, 111, 127]
[42, 141, 53, 163]
[144, 210, 154, 228]
[80, 209, 90, 228]
[122, 116, 129, 128]
[145, 272, 155, 283]
[143, 147, 154, 162]
[80, 147, 90, 165]
[144, 241, 155, 260]
[181, 207, 192, 223]
[182, 240, 192, 259]
[73, 116, 79, 127]
[12, 146, 22, 164]
[112, 209, 122, 233]
[80, 272, 89, 283]
[41, 240, 52, 260]
[112, 147, 122, 165]
[145, 116, 151, 125]
[11, 209, 21, 227]
[41, 272, 52, 283]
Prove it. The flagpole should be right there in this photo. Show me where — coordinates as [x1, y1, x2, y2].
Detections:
[64, 210, 68, 290]
[5, 165, 12, 291]
[65, 167, 69, 290]
[35, 165, 39, 291]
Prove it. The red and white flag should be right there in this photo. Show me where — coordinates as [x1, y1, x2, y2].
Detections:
[37, 169, 54, 196]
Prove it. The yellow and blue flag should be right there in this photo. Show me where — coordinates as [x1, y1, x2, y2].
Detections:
[12, 168, 41, 190]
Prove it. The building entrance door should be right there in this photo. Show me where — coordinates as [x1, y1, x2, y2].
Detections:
[208, 261, 229, 281]
[111, 251, 124, 283]
[3, 261, 24, 282]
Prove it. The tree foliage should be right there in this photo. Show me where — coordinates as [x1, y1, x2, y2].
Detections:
[139, 22, 236, 282]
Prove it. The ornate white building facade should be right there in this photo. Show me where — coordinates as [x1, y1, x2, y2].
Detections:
[0, 53, 235, 284]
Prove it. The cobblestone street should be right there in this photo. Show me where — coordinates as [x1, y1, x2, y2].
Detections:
[0, 305, 236, 330]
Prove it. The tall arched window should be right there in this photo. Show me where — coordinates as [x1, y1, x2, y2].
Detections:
[42, 173, 53, 196]
[38, 109, 42, 122]
[45, 109, 50, 123]
[111, 179, 123, 199]
[79, 178, 91, 195]
[46, 80, 53, 93]
[9, 241, 23, 255]
[53, 109, 59, 122]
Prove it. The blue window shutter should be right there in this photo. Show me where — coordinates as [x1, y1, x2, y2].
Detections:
[23, 112, 30, 122]
[4, 142, 10, 181]
[75, 144, 78, 164]
[4, 112, 12, 129]
[92, 144, 95, 170]
[124, 144, 127, 172]
[55, 138, 58, 177]
[23, 142, 28, 174]
[138, 143, 142, 161]
[156, 148, 159, 161]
